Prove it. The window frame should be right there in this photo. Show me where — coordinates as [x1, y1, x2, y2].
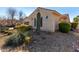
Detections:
[46, 16, 48, 19]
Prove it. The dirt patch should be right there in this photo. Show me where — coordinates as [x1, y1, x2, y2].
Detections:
[0, 34, 10, 49]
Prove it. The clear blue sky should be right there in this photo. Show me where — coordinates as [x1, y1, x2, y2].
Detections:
[0, 7, 79, 22]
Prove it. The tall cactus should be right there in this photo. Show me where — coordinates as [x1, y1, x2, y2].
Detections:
[36, 12, 41, 33]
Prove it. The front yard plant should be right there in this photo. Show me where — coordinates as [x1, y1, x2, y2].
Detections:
[59, 22, 71, 33]
[71, 22, 78, 29]
[3, 24, 32, 48]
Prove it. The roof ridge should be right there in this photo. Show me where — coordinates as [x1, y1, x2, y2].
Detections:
[37, 7, 61, 14]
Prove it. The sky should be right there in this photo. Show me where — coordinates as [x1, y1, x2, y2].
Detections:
[0, 7, 79, 22]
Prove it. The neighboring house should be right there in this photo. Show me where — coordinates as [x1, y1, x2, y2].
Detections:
[24, 7, 70, 32]
[0, 19, 20, 27]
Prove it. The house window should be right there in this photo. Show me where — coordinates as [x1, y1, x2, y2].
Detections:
[46, 16, 48, 19]
[34, 18, 36, 27]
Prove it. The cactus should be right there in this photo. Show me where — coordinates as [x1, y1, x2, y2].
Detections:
[36, 12, 41, 33]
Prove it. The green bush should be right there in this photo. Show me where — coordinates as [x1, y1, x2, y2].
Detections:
[16, 24, 32, 32]
[4, 32, 32, 47]
[24, 36, 32, 45]
[71, 22, 78, 29]
[4, 25, 32, 48]
[4, 33, 24, 47]
[0, 26, 9, 32]
[59, 22, 71, 33]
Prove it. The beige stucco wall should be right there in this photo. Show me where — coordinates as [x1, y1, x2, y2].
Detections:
[25, 8, 56, 32]
[51, 14, 60, 30]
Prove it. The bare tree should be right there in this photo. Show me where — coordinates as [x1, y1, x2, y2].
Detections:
[7, 8, 16, 20]
[19, 11, 23, 21]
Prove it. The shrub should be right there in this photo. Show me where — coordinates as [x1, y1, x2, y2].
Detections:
[4, 32, 32, 47]
[59, 22, 71, 33]
[0, 26, 9, 32]
[16, 24, 32, 32]
[0, 30, 13, 35]
[4, 33, 24, 47]
[4, 25, 32, 48]
[24, 36, 32, 45]
[71, 22, 78, 29]
[22, 31, 32, 45]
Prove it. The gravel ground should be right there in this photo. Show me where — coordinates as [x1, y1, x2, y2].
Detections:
[0, 31, 79, 52]
[28, 31, 79, 52]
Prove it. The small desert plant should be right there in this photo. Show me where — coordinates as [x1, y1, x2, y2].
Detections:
[71, 22, 78, 29]
[16, 24, 32, 32]
[24, 36, 32, 45]
[21, 31, 32, 45]
[59, 22, 71, 33]
[4, 33, 24, 47]
[4, 24, 32, 48]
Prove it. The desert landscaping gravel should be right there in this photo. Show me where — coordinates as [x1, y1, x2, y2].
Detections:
[28, 31, 79, 52]
[0, 31, 79, 52]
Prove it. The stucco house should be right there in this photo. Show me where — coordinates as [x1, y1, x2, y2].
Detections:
[24, 7, 70, 32]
